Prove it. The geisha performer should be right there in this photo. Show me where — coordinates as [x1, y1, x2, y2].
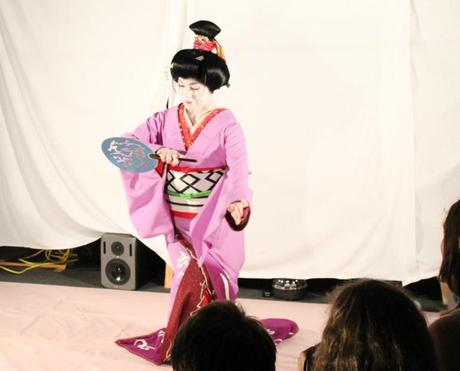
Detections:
[115, 20, 297, 365]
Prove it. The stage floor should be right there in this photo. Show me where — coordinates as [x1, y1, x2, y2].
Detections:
[0, 282, 439, 371]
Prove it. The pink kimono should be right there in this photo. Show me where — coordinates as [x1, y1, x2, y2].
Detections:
[115, 104, 297, 365]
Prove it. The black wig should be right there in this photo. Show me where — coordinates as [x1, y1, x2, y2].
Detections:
[170, 20, 230, 92]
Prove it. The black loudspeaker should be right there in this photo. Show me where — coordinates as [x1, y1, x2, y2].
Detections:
[100, 233, 162, 290]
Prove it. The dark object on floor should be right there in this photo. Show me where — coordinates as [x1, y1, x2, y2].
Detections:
[100, 233, 164, 290]
[405, 277, 442, 301]
[272, 278, 308, 301]
[0, 246, 38, 261]
[262, 290, 273, 298]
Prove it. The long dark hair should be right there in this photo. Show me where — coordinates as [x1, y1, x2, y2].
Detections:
[313, 279, 438, 371]
[170, 20, 230, 92]
[439, 199, 460, 296]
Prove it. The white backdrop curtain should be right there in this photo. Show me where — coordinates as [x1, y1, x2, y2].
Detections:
[1, 0, 459, 283]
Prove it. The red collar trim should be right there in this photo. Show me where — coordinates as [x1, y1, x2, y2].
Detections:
[178, 104, 226, 150]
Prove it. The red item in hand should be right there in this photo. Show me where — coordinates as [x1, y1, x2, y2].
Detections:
[225, 206, 250, 231]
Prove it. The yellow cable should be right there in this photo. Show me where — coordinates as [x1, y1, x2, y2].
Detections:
[0, 262, 56, 275]
[21, 249, 45, 260]
[0, 265, 35, 274]
[0, 248, 79, 275]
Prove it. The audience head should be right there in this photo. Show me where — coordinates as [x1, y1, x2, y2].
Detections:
[171, 300, 276, 371]
[313, 279, 438, 371]
[439, 199, 460, 296]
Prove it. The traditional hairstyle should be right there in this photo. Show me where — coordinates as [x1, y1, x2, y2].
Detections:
[313, 279, 438, 371]
[171, 301, 276, 371]
[439, 199, 460, 296]
[170, 20, 230, 92]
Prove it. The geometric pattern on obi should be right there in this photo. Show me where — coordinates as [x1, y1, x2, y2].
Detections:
[165, 165, 226, 219]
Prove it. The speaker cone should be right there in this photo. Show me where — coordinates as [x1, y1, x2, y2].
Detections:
[111, 241, 125, 256]
[106, 259, 131, 285]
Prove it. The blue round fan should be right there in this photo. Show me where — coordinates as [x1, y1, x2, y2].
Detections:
[101, 137, 158, 173]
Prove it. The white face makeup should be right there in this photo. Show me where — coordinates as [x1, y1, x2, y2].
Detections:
[173, 77, 213, 113]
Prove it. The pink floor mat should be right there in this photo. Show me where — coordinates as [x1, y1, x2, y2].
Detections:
[0, 282, 439, 371]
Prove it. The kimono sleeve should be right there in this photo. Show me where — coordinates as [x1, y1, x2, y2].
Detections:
[119, 110, 173, 238]
[123, 111, 165, 152]
[223, 121, 253, 206]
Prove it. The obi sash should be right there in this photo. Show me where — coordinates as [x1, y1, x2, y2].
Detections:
[165, 165, 226, 219]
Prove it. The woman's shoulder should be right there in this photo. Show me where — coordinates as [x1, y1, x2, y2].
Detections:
[216, 108, 246, 134]
[163, 104, 180, 117]
[219, 107, 237, 121]
[149, 104, 180, 116]
[144, 105, 180, 127]
[429, 308, 460, 333]
[299, 344, 318, 371]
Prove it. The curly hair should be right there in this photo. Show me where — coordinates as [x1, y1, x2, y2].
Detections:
[313, 279, 438, 371]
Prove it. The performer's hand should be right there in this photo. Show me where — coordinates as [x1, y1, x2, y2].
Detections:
[156, 148, 183, 166]
[227, 199, 249, 226]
